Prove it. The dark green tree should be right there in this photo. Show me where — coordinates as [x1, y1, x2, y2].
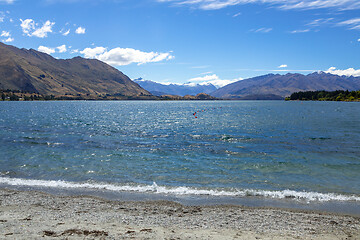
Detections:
[9, 94, 19, 101]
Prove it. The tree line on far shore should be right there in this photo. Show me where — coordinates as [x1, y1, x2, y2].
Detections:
[1, 89, 56, 101]
[0, 89, 156, 101]
[0, 89, 216, 101]
[286, 90, 360, 102]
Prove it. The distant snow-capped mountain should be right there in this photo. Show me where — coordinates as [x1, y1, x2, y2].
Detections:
[211, 72, 360, 100]
[133, 78, 217, 96]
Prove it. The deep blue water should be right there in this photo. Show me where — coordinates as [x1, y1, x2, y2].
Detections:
[0, 101, 359, 203]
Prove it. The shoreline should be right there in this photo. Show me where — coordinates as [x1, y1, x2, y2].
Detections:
[1, 178, 360, 217]
[1, 188, 359, 239]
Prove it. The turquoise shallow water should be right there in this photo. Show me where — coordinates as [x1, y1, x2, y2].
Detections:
[0, 101, 359, 203]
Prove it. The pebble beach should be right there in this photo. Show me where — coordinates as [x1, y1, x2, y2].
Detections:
[0, 188, 359, 239]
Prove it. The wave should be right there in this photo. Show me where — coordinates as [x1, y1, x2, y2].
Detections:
[0, 176, 359, 202]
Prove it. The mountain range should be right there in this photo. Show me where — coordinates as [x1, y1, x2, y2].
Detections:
[211, 72, 360, 99]
[0, 42, 149, 97]
[1, 43, 360, 100]
[133, 78, 217, 96]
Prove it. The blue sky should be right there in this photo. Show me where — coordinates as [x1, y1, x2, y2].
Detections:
[0, 0, 360, 87]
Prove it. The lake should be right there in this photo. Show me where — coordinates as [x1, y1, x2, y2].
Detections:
[0, 101, 359, 212]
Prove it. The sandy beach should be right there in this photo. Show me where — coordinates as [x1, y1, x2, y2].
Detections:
[0, 188, 359, 239]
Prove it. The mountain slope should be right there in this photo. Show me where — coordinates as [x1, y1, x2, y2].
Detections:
[0, 43, 150, 97]
[134, 78, 217, 96]
[211, 72, 360, 99]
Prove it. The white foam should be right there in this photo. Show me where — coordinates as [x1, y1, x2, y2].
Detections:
[0, 177, 359, 202]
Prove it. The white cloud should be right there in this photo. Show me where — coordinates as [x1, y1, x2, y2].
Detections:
[20, 19, 35, 35]
[80, 47, 107, 58]
[20, 19, 55, 38]
[62, 29, 70, 36]
[158, 0, 360, 11]
[38, 46, 55, 55]
[0, 0, 15, 4]
[290, 29, 310, 33]
[1, 31, 13, 42]
[80, 46, 174, 66]
[291, 17, 358, 33]
[0, 10, 10, 22]
[3, 37, 14, 42]
[233, 12, 241, 17]
[71, 49, 79, 54]
[189, 74, 220, 82]
[325, 67, 360, 77]
[337, 18, 360, 30]
[32, 20, 55, 38]
[280, 0, 360, 10]
[358, 38, 360, 42]
[252, 27, 272, 33]
[37, 45, 68, 55]
[189, 74, 242, 88]
[278, 64, 287, 68]
[57, 44, 67, 53]
[1, 31, 10, 37]
[75, 26, 86, 34]
[306, 18, 334, 27]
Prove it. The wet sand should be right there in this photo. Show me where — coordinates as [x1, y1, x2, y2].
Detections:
[0, 188, 359, 239]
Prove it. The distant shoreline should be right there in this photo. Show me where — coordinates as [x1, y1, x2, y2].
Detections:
[0, 90, 217, 101]
[2, 89, 360, 102]
[2, 98, 360, 102]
